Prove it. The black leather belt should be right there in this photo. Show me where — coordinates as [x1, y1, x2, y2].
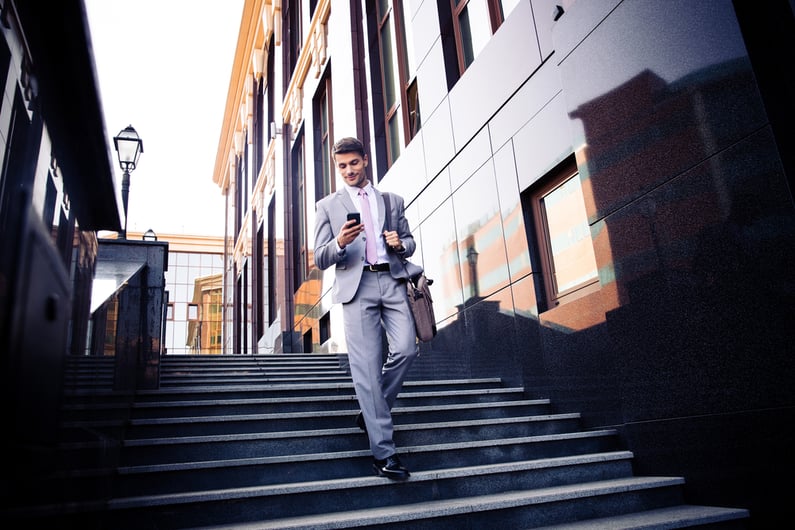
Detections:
[363, 263, 390, 272]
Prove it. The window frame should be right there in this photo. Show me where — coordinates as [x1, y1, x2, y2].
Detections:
[314, 70, 334, 202]
[527, 157, 600, 311]
[372, 0, 421, 169]
[449, 0, 508, 76]
[291, 130, 308, 289]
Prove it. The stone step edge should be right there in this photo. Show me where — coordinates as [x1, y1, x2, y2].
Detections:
[110, 419, 608, 449]
[61, 399, 554, 428]
[112, 430, 620, 473]
[129, 400, 564, 426]
[111, 452, 636, 508]
[63, 385, 528, 407]
[162, 476, 691, 530]
[532, 504, 751, 529]
[63, 378, 508, 397]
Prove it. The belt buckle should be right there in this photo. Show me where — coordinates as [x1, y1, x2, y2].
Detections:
[367, 264, 377, 272]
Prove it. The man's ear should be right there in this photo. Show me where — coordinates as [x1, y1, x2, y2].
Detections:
[363, 154, 369, 166]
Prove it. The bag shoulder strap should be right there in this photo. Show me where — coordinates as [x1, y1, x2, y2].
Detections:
[382, 192, 413, 281]
[382, 192, 392, 231]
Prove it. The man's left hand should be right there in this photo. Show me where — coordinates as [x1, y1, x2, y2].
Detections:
[383, 230, 404, 252]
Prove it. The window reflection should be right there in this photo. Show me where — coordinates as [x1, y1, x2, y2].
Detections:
[540, 172, 598, 297]
[499, 0, 520, 20]
[459, 0, 492, 69]
[163, 250, 224, 354]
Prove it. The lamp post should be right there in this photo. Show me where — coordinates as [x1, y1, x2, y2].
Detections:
[113, 125, 144, 240]
[466, 243, 479, 299]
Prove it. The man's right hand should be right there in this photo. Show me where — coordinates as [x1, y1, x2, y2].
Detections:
[337, 218, 363, 249]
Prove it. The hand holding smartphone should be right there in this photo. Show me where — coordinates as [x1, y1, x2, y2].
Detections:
[347, 212, 361, 226]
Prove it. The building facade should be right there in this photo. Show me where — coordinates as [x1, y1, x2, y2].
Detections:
[213, 1, 794, 525]
[0, 0, 124, 497]
[155, 232, 225, 354]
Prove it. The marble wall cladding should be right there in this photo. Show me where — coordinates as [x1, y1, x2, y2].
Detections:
[448, 0, 541, 150]
[299, 3, 794, 437]
[559, 0, 766, 223]
[530, 0, 569, 60]
[408, 282, 528, 386]
[416, 197, 462, 324]
[378, 129, 427, 203]
[414, 166, 452, 226]
[415, 38, 450, 123]
[512, 93, 574, 192]
[493, 141, 533, 284]
[419, 99, 456, 181]
[448, 127, 493, 193]
[451, 159, 511, 301]
[488, 62, 564, 155]
[605, 128, 795, 421]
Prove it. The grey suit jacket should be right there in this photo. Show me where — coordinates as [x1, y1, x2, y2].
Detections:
[314, 187, 416, 304]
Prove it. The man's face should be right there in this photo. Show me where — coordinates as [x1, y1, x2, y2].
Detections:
[334, 151, 369, 188]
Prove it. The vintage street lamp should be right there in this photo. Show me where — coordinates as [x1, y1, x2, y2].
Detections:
[113, 125, 144, 239]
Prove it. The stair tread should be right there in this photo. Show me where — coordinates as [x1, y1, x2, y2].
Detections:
[118, 445, 632, 474]
[113, 432, 620, 476]
[531, 504, 752, 529]
[49, 358, 749, 528]
[177, 477, 689, 530]
[192, 504, 750, 530]
[112, 425, 617, 448]
[108, 472, 672, 510]
[122, 411, 579, 428]
[63, 381, 523, 400]
[61, 400, 552, 426]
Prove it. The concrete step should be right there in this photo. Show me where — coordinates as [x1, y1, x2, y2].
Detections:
[531, 505, 751, 529]
[45, 356, 750, 529]
[58, 400, 561, 442]
[59, 384, 530, 424]
[101, 476, 700, 529]
[112, 450, 635, 498]
[137, 428, 615, 467]
[125, 378, 510, 401]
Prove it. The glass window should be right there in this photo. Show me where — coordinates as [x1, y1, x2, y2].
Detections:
[176, 265, 188, 284]
[292, 132, 307, 287]
[527, 157, 599, 310]
[458, 0, 492, 69]
[541, 176, 598, 293]
[446, 0, 512, 78]
[370, 0, 422, 170]
[499, 0, 520, 19]
[314, 71, 334, 201]
[397, 1, 420, 140]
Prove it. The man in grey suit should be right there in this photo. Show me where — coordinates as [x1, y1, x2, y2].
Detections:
[313, 137, 418, 480]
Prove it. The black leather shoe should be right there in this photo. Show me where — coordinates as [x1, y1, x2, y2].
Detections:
[373, 454, 410, 480]
[355, 412, 367, 433]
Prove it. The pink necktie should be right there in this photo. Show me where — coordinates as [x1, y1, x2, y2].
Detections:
[358, 189, 378, 264]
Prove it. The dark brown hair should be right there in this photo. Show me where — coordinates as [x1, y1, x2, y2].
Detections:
[332, 137, 365, 158]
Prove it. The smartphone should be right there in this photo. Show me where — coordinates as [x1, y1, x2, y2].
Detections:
[346, 212, 361, 225]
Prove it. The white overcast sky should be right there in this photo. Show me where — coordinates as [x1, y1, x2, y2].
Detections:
[84, 0, 244, 237]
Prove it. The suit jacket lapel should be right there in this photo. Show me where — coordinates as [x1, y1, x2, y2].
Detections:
[337, 189, 355, 213]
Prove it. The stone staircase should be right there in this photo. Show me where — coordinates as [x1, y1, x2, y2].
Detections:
[2, 354, 750, 528]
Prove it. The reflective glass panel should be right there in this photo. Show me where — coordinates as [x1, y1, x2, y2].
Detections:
[459, 0, 492, 68]
[380, 15, 396, 108]
[541, 174, 598, 294]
